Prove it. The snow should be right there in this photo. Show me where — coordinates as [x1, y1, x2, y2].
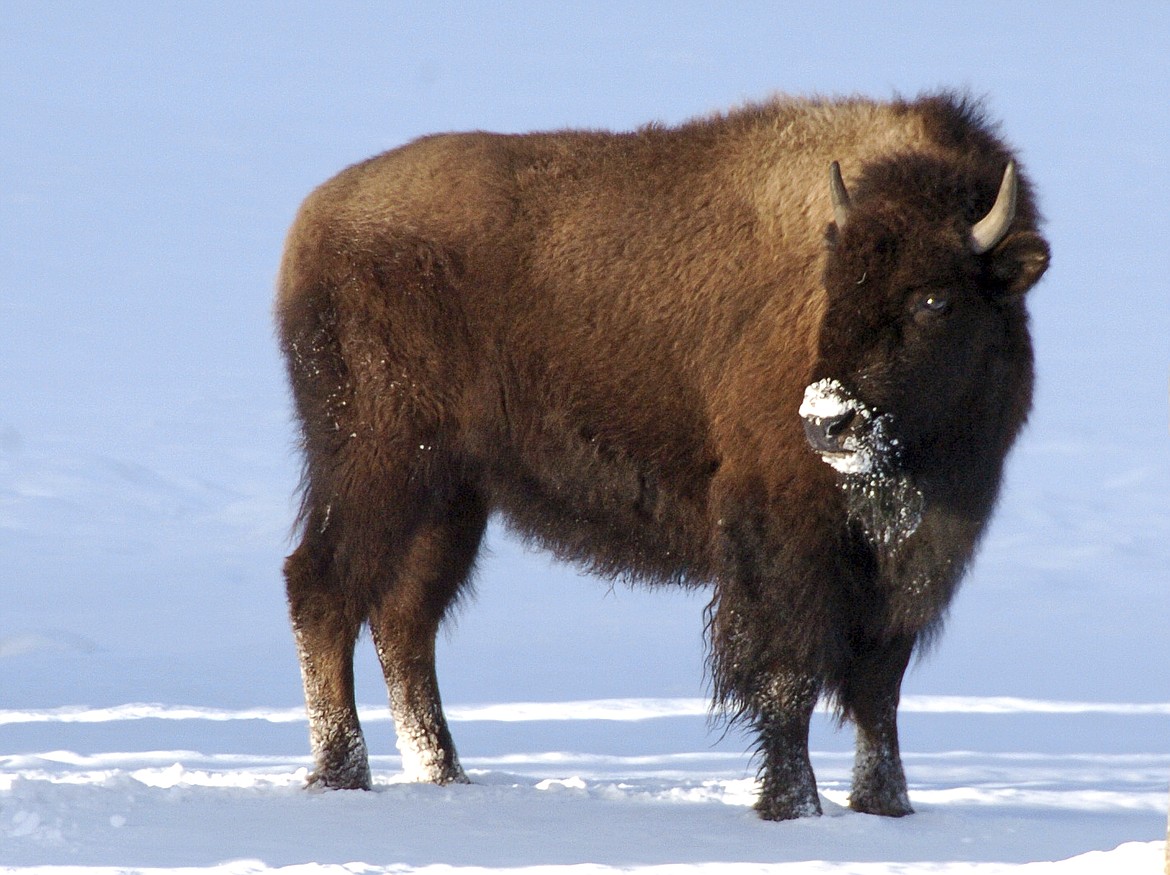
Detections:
[798, 378, 879, 475]
[2, 2, 1168, 873]
[799, 380, 857, 425]
[2, 707, 1167, 871]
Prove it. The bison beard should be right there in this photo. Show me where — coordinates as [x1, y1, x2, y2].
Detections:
[800, 378, 925, 549]
[276, 92, 1049, 821]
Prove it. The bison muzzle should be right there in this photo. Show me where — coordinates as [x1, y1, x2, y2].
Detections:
[276, 92, 1049, 820]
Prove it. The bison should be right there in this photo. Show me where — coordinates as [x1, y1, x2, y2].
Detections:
[276, 92, 1049, 820]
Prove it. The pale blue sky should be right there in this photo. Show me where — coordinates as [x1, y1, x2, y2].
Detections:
[1, 3, 1167, 714]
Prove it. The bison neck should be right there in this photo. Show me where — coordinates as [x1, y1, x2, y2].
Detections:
[847, 444, 1009, 641]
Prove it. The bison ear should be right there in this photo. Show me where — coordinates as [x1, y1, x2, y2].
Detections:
[987, 231, 1050, 298]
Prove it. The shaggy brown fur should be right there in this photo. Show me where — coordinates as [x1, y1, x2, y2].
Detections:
[275, 92, 1049, 820]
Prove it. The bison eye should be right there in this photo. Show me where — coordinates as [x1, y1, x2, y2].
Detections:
[914, 292, 952, 320]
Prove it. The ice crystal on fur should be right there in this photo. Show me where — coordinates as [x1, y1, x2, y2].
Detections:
[841, 423, 924, 549]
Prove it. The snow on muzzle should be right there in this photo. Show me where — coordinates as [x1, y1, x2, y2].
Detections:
[798, 378, 899, 475]
[800, 378, 924, 548]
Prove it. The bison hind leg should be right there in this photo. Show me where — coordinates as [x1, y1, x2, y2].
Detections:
[285, 532, 373, 792]
[370, 483, 488, 785]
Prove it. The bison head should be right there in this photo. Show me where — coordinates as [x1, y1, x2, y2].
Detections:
[801, 156, 1049, 545]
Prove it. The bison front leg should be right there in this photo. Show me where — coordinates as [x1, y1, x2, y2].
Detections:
[708, 576, 823, 818]
[841, 635, 915, 816]
[752, 672, 823, 820]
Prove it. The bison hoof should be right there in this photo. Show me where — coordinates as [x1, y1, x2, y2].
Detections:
[434, 767, 472, 786]
[400, 755, 470, 785]
[754, 794, 823, 821]
[848, 792, 913, 817]
[306, 764, 373, 792]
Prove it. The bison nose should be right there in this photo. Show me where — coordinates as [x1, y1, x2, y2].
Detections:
[803, 409, 856, 453]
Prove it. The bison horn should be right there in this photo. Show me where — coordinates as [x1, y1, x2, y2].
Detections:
[969, 161, 1018, 255]
[828, 161, 851, 230]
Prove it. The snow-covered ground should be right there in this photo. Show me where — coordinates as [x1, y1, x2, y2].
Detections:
[0, 700, 1166, 872]
[2, 2, 1168, 872]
